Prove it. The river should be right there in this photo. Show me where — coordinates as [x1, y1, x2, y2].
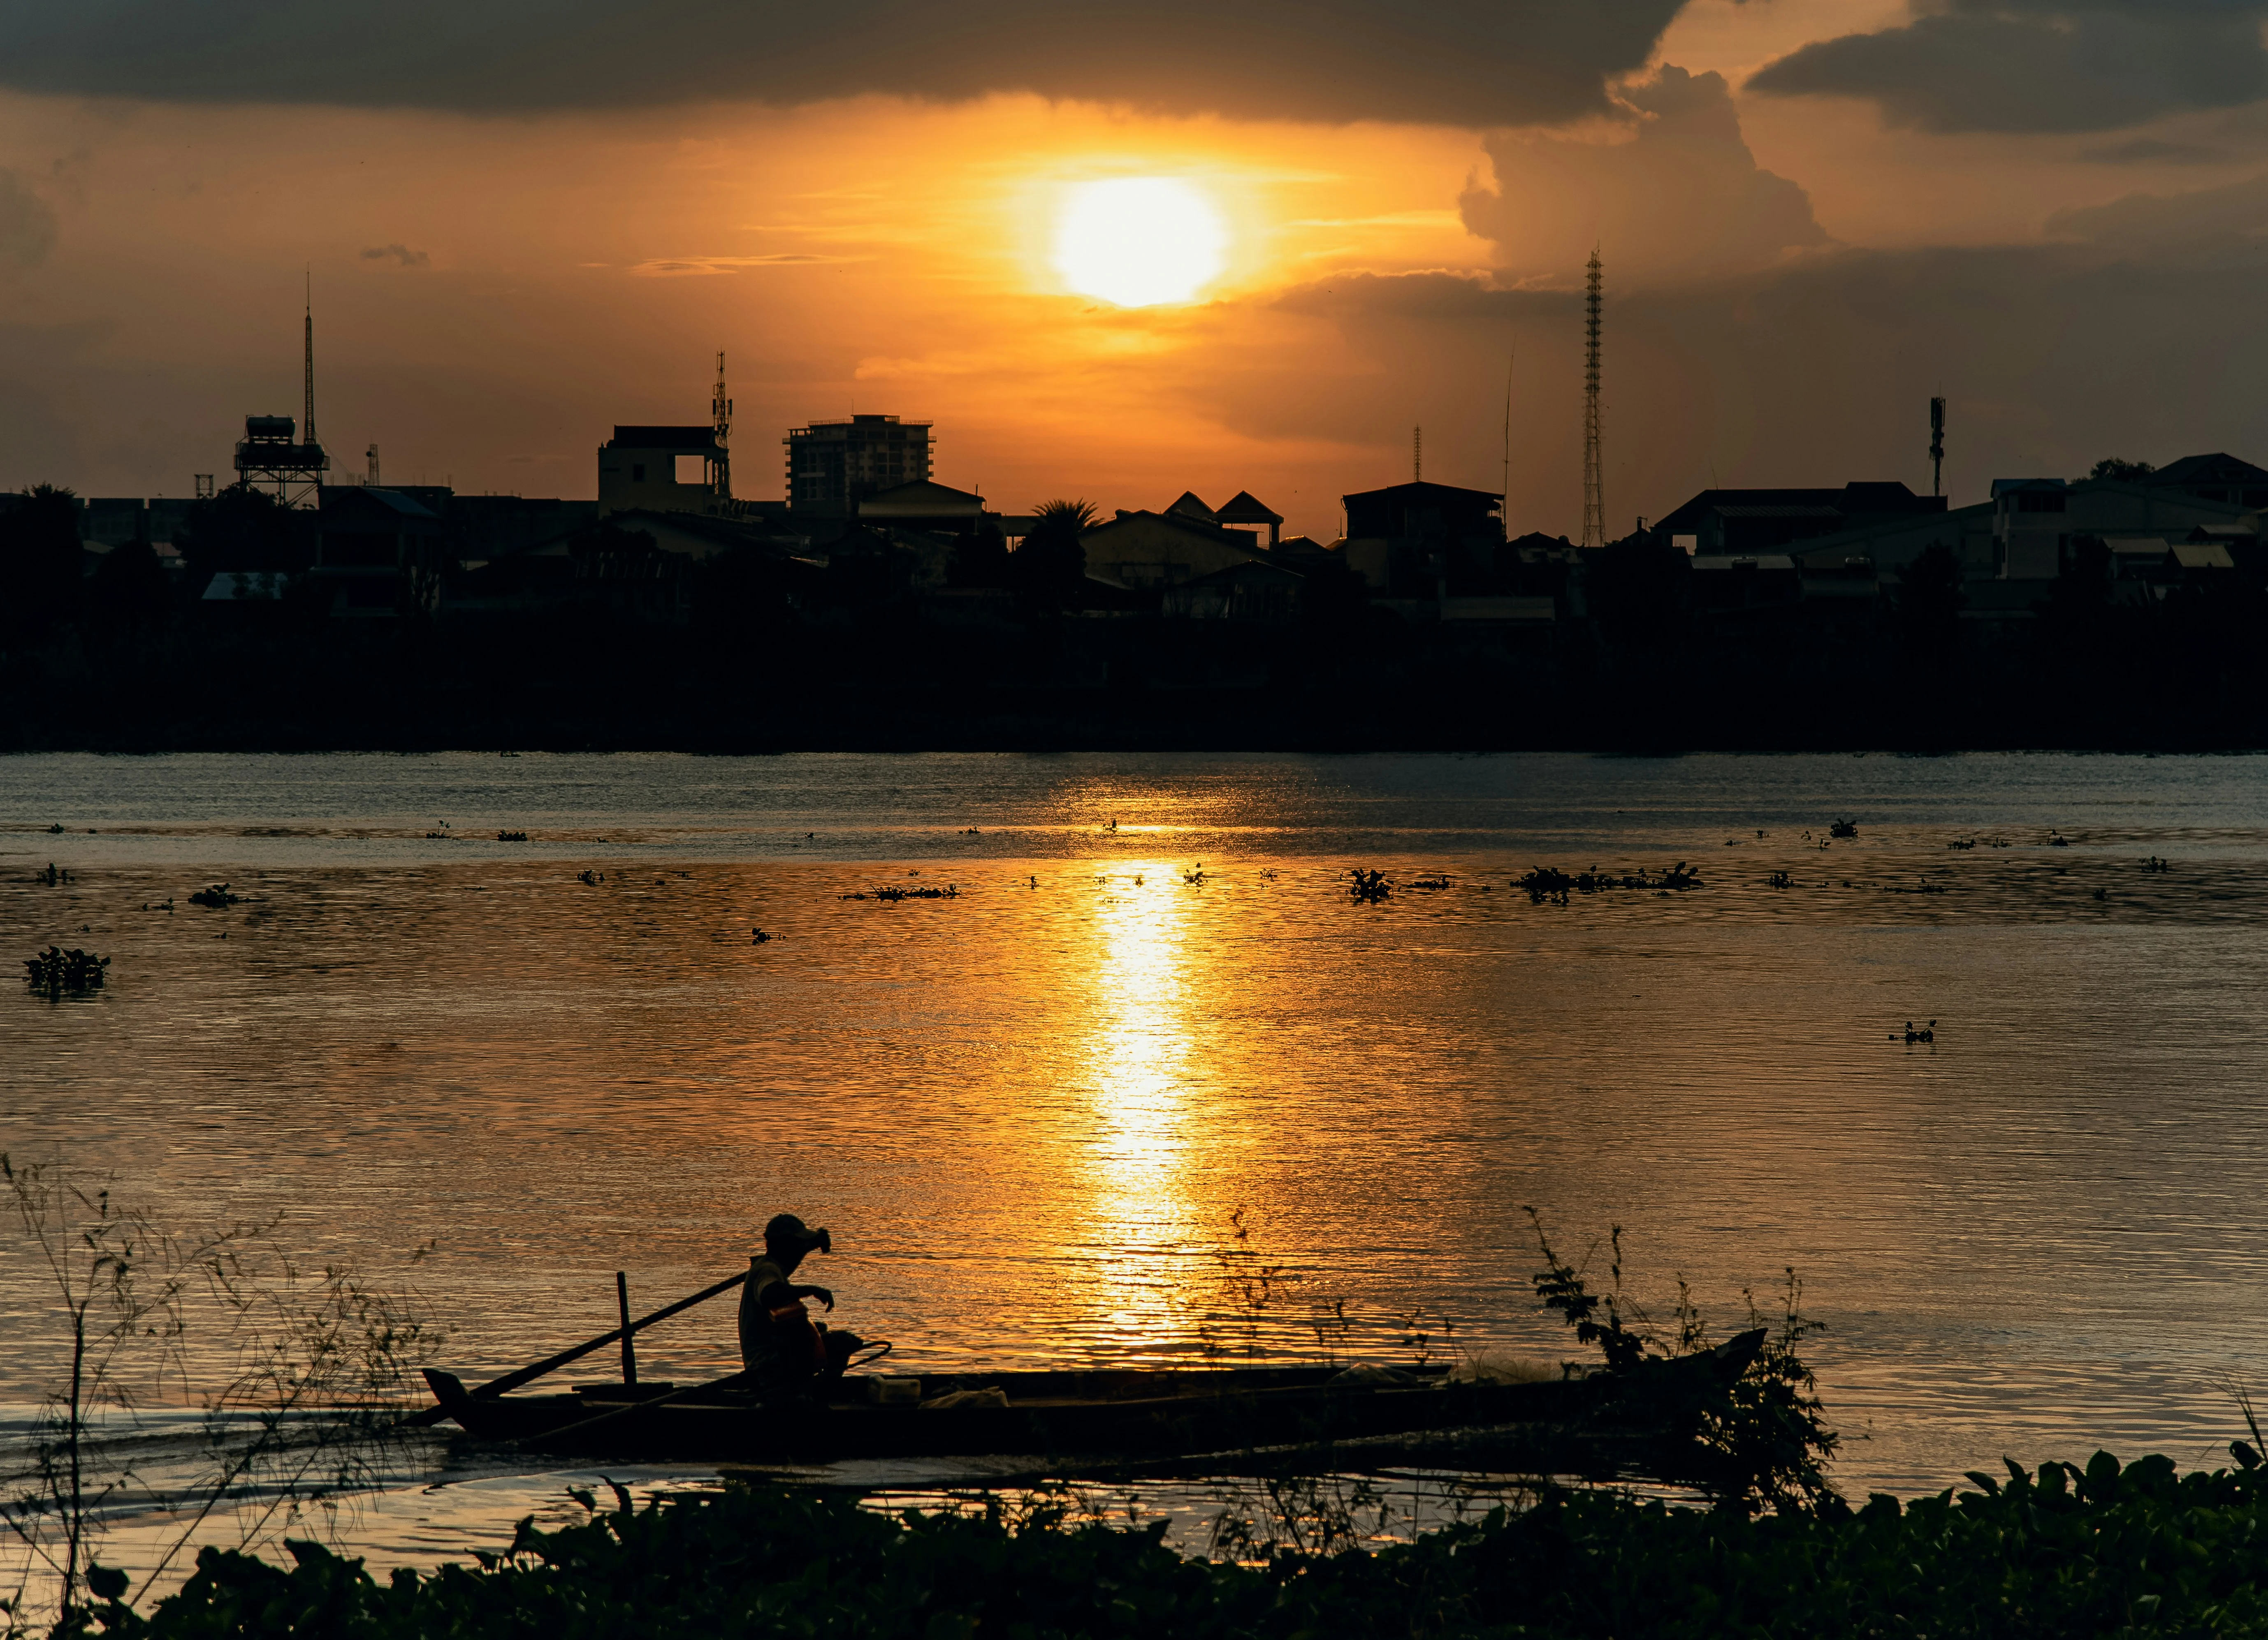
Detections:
[5, 750, 2267, 1583]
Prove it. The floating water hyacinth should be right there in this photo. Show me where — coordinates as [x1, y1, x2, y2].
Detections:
[188, 884, 238, 908]
[1517, 863, 1702, 903]
[25, 946, 107, 996]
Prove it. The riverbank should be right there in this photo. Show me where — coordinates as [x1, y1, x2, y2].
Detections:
[7, 617, 2268, 754]
[74, 1452, 2268, 1638]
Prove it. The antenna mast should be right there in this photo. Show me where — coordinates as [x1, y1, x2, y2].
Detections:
[1501, 346, 1516, 503]
[1929, 396, 1946, 498]
[711, 349, 734, 503]
[1581, 250, 1604, 549]
[302, 271, 317, 448]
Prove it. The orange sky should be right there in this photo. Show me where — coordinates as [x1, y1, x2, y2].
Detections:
[5, 0, 2268, 541]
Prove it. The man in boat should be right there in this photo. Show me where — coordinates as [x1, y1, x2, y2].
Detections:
[739, 1214, 858, 1399]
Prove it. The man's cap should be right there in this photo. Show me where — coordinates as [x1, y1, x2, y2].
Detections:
[765, 1213, 828, 1251]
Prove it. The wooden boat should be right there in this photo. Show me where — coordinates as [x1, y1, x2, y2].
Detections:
[420, 1330, 1764, 1467]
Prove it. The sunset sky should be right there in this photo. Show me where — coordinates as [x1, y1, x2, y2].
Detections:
[5, 0, 2268, 542]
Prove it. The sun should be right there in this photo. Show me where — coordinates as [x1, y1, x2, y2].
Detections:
[1052, 178, 1228, 308]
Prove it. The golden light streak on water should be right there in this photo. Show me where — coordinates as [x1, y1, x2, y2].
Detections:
[1076, 865, 1199, 1358]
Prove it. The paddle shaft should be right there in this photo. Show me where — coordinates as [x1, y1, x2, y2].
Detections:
[400, 1267, 749, 1428]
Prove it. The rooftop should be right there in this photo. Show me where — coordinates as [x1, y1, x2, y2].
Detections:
[608, 425, 719, 449]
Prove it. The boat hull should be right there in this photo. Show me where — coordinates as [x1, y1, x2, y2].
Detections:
[421, 1336, 1762, 1468]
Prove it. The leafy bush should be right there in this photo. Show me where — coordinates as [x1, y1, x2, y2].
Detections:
[79, 1453, 2268, 1639]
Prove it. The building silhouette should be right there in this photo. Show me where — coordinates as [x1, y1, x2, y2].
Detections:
[598, 425, 730, 518]
[785, 415, 932, 513]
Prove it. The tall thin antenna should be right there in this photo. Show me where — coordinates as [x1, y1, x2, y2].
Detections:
[302, 270, 317, 447]
[1413, 424, 1423, 483]
[1581, 249, 1604, 550]
[1500, 345, 1516, 503]
[1929, 396, 1947, 498]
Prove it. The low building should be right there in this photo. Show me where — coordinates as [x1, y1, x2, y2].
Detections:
[598, 425, 729, 518]
[311, 487, 446, 617]
[1080, 508, 1264, 589]
[854, 479, 991, 533]
[2136, 452, 2268, 508]
[1651, 482, 1945, 556]
[1215, 491, 1284, 546]
[1340, 480, 1503, 596]
[1787, 466, 2257, 582]
[1159, 557, 1304, 626]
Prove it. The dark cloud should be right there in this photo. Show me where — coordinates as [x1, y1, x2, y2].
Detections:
[1251, 196, 2268, 532]
[2079, 137, 2233, 164]
[1749, 3, 2268, 135]
[1460, 66, 1827, 283]
[360, 243, 429, 267]
[2045, 167, 2268, 253]
[0, 0, 1682, 128]
[0, 168, 58, 276]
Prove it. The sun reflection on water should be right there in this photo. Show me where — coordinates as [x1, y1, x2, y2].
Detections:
[1076, 865, 1201, 1357]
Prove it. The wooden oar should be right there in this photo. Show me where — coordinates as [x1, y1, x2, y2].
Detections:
[399, 1268, 750, 1428]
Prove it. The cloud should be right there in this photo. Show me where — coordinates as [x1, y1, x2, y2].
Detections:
[2045, 167, 2268, 253]
[360, 243, 429, 267]
[1748, 3, 2268, 135]
[0, 0, 1683, 129]
[2079, 137, 2234, 165]
[0, 169, 58, 276]
[1460, 67, 1829, 283]
[626, 254, 842, 276]
[1249, 183, 2268, 531]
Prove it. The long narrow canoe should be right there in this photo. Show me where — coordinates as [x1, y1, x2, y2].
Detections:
[421, 1331, 1764, 1465]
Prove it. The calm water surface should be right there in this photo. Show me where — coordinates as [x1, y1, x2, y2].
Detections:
[5, 751, 2268, 1575]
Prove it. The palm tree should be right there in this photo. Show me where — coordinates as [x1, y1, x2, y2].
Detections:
[1013, 498, 1098, 607]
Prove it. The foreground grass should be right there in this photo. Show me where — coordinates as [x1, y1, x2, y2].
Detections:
[60, 1450, 2268, 1639]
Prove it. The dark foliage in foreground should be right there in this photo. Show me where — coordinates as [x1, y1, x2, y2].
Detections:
[73, 1452, 2268, 1639]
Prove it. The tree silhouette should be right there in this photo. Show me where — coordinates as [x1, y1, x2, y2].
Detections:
[1892, 542, 1965, 659]
[0, 484, 83, 638]
[1011, 498, 1096, 609]
[2087, 457, 2155, 483]
[174, 484, 303, 581]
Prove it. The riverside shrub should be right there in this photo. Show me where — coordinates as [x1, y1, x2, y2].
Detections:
[73, 1451, 2268, 1639]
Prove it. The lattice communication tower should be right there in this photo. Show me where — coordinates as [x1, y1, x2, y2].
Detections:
[712, 350, 734, 501]
[1581, 250, 1604, 550]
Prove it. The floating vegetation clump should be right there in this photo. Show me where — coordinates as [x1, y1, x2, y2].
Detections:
[2144, 855, 2172, 873]
[1408, 874, 1452, 891]
[25, 946, 108, 996]
[37, 862, 72, 886]
[1828, 818, 1858, 840]
[188, 884, 238, 908]
[1768, 871, 1795, 889]
[497, 831, 529, 842]
[1518, 863, 1702, 903]
[577, 870, 604, 886]
[1346, 868, 1391, 904]
[841, 885, 959, 902]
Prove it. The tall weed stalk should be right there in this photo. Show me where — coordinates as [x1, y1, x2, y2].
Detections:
[1523, 1208, 1839, 1515]
[0, 1155, 444, 1633]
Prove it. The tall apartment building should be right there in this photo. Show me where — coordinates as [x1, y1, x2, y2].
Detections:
[784, 415, 932, 511]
